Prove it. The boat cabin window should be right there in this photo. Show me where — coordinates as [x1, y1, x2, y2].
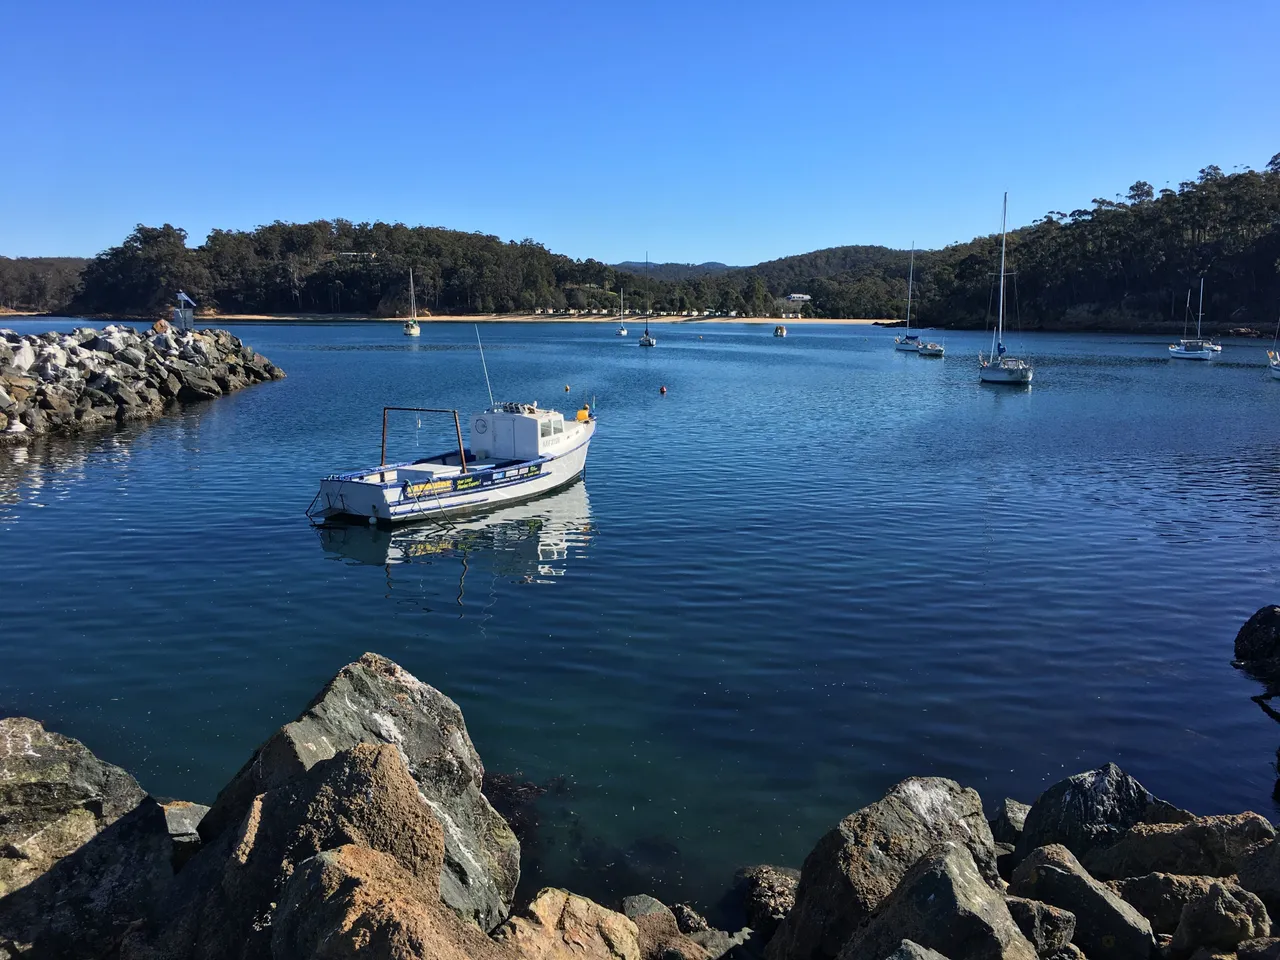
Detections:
[540, 420, 552, 438]
[552, 421, 564, 436]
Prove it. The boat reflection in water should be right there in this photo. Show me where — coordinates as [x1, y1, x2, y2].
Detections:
[317, 478, 593, 600]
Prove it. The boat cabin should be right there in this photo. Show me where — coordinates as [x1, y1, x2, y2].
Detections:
[471, 402, 579, 461]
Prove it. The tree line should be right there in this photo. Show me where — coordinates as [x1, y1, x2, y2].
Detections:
[0, 257, 88, 314]
[38, 152, 1280, 329]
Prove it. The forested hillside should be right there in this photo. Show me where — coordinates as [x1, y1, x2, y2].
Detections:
[0, 257, 88, 313]
[40, 152, 1280, 329]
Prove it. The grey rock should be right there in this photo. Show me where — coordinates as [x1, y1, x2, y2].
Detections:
[1086, 812, 1275, 881]
[991, 798, 1032, 846]
[0, 716, 146, 899]
[732, 864, 800, 942]
[1239, 840, 1280, 919]
[177, 366, 221, 400]
[623, 894, 674, 921]
[1240, 938, 1280, 959]
[116, 346, 147, 368]
[1110, 873, 1234, 935]
[1004, 896, 1075, 957]
[690, 926, 753, 958]
[1236, 606, 1280, 675]
[884, 942, 951, 960]
[0, 798, 178, 959]
[765, 778, 999, 960]
[836, 842, 1035, 960]
[1009, 844, 1154, 960]
[672, 903, 712, 934]
[198, 652, 520, 932]
[9, 341, 35, 373]
[1014, 763, 1187, 864]
[160, 800, 209, 871]
[1171, 881, 1271, 959]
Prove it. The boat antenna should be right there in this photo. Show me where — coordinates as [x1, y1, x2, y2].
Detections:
[475, 325, 495, 407]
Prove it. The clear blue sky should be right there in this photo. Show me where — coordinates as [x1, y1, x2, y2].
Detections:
[2, 0, 1276, 264]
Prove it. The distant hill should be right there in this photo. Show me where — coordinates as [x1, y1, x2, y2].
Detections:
[613, 261, 737, 281]
[0, 256, 88, 314]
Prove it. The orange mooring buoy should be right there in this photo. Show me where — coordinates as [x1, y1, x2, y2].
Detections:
[660, 385, 667, 394]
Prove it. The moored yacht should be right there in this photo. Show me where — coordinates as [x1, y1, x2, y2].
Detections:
[1268, 312, 1280, 379]
[979, 194, 1033, 384]
[1169, 280, 1217, 360]
[403, 268, 421, 337]
[308, 401, 596, 525]
[918, 341, 945, 357]
[894, 244, 920, 352]
[616, 289, 628, 336]
[774, 324, 787, 338]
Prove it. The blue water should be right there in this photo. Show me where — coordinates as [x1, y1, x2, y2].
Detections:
[3, 319, 1280, 909]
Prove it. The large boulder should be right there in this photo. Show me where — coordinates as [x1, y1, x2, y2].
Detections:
[1014, 763, 1189, 864]
[0, 717, 145, 898]
[1004, 897, 1075, 957]
[884, 944, 951, 960]
[728, 864, 800, 943]
[990, 799, 1031, 847]
[1240, 939, 1280, 959]
[8, 341, 35, 373]
[1239, 840, 1280, 917]
[198, 653, 519, 932]
[0, 798, 180, 959]
[1009, 844, 1154, 960]
[492, 888, 641, 960]
[1170, 882, 1271, 959]
[766, 778, 998, 960]
[1085, 813, 1274, 880]
[1108, 873, 1251, 935]
[126, 742, 451, 960]
[621, 895, 711, 960]
[1236, 607, 1280, 675]
[270, 844, 507, 960]
[835, 842, 1036, 960]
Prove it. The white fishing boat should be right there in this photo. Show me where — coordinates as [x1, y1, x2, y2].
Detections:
[918, 341, 945, 357]
[979, 194, 1033, 384]
[308, 402, 595, 525]
[1169, 279, 1216, 360]
[774, 324, 787, 338]
[403, 268, 421, 337]
[309, 331, 595, 525]
[894, 244, 920, 352]
[616, 289, 628, 336]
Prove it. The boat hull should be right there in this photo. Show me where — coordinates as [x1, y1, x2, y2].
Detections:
[313, 423, 595, 526]
[1270, 363, 1280, 380]
[1168, 348, 1213, 360]
[979, 362, 1033, 384]
[894, 341, 920, 352]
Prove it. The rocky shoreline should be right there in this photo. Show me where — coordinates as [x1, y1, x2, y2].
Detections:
[0, 325, 284, 442]
[4, 612, 1280, 960]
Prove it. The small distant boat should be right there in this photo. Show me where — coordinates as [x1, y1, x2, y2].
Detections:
[894, 244, 920, 352]
[403, 268, 421, 337]
[1268, 312, 1280, 379]
[639, 316, 656, 347]
[1169, 279, 1217, 360]
[616, 289, 628, 336]
[979, 194, 1033, 385]
[308, 402, 596, 525]
[774, 325, 787, 338]
[918, 341, 945, 357]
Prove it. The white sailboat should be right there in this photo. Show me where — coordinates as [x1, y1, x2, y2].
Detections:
[979, 194, 1033, 384]
[1268, 312, 1280, 379]
[403, 268, 421, 337]
[638, 315, 656, 347]
[1169, 279, 1216, 360]
[616, 289, 628, 336]
[894, 244, 921, 351]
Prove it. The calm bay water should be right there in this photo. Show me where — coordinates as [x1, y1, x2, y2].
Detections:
[3, 319, 1280, 908]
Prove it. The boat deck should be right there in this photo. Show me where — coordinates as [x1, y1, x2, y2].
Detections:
[344, 455, 528, 486]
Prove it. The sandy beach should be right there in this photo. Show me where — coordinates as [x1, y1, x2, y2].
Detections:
[206, 311, 888, 325]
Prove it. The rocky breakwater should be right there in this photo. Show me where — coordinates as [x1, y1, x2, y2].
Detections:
[7, 633, 1280, 960]
[0, 324, 284, 440]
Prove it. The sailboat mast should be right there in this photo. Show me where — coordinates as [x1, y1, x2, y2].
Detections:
[409, 268, 417, 321]
[1197, 277, 1204, 337]
[1184, 289, 1191, 338]
[905, 243, 914, 331]
[995, 192, 1008, 351]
